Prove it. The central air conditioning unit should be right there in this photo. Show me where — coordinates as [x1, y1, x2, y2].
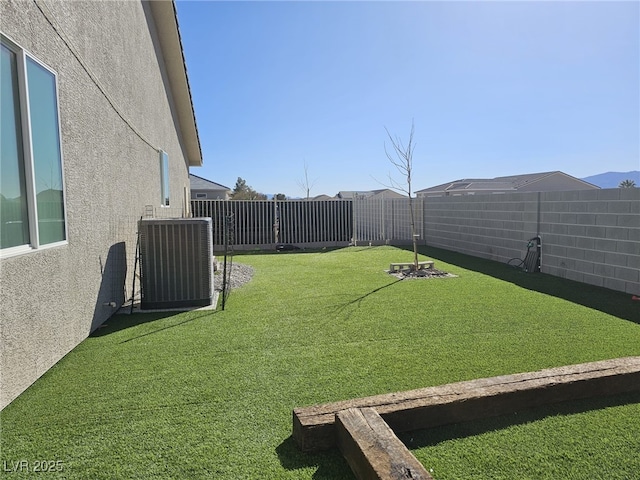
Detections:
[138, 218, 213, 310]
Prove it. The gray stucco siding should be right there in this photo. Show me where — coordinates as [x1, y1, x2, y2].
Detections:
[1, 0, 194, 409]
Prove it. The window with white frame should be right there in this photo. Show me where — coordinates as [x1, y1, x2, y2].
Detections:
[159, 150, 169, 206]
[1, 35, 67, 255]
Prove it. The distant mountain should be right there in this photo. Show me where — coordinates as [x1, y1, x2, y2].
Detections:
[581, 171, 639, 188]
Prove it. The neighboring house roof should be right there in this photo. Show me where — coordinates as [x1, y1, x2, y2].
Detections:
[336, 190, 371, 200]
[189, 174, 230, 191]
[370, 189, 406, 199]
[416, 171, 600, 196]
[148, 1, 202, 167]
[312, 194, 334, 201]
[336, 189, 406, 199]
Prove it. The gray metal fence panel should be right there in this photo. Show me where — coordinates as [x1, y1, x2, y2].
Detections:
[352, 197, 422, 245]
[191, 199, 353, 249]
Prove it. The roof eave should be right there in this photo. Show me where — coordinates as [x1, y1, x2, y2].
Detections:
[148, 0, 203, 167]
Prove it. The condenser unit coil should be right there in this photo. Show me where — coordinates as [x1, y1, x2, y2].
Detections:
[138, 218, 213, 310]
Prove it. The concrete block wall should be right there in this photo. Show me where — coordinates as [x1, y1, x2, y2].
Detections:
[423, 192, 540, 263]
[539, 188, 639, 294]
[419, 189, 639, 294]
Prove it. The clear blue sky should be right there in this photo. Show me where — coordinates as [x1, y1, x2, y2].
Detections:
[175, 0, 639, 197]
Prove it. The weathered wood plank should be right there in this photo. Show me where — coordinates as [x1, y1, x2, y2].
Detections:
[293, 356, 640, 452]
[336, 407, 432, 480]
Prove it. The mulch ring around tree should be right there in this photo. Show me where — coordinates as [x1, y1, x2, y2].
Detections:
[388, 266, 457, 280]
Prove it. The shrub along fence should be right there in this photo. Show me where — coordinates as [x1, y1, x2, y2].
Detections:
[191, 188, 639, 295]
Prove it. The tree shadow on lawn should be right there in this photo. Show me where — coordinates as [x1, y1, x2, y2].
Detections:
[409, 245, 639, 325]
[400, 390, 640, 450]
[326, 278, 404, 319]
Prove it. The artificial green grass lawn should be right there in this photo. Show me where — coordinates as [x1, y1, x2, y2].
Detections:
[1, 246, 639, 479]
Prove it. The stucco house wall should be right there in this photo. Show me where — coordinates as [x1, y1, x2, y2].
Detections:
[0, 0, 201, 409]
[191, 189, 229, 200]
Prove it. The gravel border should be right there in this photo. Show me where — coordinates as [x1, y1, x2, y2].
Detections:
[215, 262, 254, 291]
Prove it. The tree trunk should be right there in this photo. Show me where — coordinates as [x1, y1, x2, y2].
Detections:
[408, 195, 418, 271]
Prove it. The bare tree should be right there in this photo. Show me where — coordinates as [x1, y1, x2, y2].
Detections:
[296, 161, 317, 199]
[383, 120, 419, 270]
